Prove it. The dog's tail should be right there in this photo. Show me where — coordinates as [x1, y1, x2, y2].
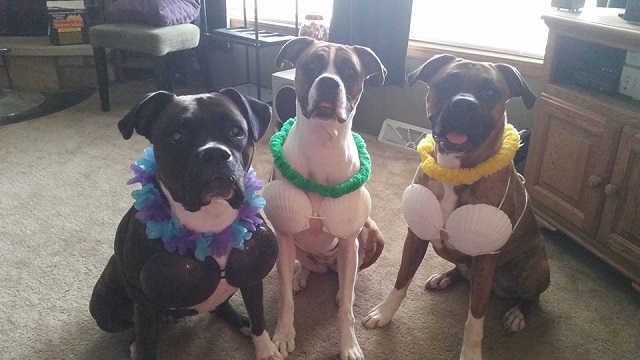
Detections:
[359, 218, 385, 270]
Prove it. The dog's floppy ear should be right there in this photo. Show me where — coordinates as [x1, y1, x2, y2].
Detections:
[354, 45, 387, 86]
[118, 91, 175, 140]
[275, 36, 315, 68]
[496, 63, 537, 110]
[407, 54, 457, 86]
[220, 88, 272, 142]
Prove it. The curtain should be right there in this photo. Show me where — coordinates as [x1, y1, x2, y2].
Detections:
[329, 0, 413, 87]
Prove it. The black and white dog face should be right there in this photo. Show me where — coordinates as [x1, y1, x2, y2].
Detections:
[275, 37, 387, 124]
[118, 88, 271, 212]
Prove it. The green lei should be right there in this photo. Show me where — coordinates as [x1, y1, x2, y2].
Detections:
[269, 118, 371, 198]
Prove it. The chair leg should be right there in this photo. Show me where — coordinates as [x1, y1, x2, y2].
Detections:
[153, 55, 173, 92]
[256, 47, 262, 100]
[196, 41, 214, 92]
[93, 46, 110, 112]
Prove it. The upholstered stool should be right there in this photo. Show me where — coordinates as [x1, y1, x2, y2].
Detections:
[90, 23, 201, 111]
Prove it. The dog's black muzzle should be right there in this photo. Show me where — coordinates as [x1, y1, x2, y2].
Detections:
[434, 93, 494, 153]
[182, 143, 245, 212]
[309, 75, 349, 122]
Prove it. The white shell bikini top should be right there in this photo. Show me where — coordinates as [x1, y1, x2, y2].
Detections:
[262, 179, 371, 238]
[402, 175, 527, 256]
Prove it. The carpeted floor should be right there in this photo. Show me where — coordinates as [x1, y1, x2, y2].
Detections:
[1, 81, 638, 360]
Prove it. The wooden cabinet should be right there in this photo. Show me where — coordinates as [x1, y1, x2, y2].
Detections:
[524, 8, 640, 290]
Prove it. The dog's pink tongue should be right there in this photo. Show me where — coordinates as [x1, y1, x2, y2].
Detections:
[446, 132, 468, 144]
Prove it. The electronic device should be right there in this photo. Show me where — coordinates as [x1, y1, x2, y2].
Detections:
[623, 0, 640, 22]
[551, 0, 585, 11]
[270, 68, 297, 135]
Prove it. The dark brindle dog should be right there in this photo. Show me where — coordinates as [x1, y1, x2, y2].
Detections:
[90, 88, 283, 360]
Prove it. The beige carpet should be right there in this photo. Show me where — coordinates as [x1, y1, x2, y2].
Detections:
[1, 81, 639, 360]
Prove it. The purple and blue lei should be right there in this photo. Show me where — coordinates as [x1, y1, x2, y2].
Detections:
[128, 147, 265, 260]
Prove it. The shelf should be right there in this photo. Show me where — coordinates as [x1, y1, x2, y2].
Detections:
[545, 83, 640, 125]
[207, 27, 295, 48]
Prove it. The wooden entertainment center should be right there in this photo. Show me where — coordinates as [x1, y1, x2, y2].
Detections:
[524, 8, 640, 291]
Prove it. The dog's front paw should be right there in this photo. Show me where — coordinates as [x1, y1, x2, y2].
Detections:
[362, 289, 405, 329]
[272, 322, 296, 358]
[340, 341, 364, 360]
[460, 345, 482, 360]
[253, 331, 284, 360]
[503, 305, 526, 333]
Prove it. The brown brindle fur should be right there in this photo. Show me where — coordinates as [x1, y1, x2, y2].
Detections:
[396, 55, 550, 315]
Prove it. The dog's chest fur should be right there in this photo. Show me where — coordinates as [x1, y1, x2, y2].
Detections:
[282, 119, 360, 187]
[160, 183, 239, 313]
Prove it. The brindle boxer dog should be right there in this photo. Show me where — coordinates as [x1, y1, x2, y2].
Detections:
[363, 54, 550, 360]
[90, 88, 282, 360]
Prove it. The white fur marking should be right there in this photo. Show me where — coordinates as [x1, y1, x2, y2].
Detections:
[503, 305, 526, 333]
[460, 310, 484, 360]
[253, 331, 283, 360]
[159, 182, 238, 234]
[362, 287, 408, 328]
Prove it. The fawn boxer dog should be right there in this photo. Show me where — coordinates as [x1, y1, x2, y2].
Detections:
[89, 88, 282, 360]
[262, 37, 386, 360]
[363, 54, 550, 359]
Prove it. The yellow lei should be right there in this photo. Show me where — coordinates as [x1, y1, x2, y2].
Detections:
[417, 124, 520, 186]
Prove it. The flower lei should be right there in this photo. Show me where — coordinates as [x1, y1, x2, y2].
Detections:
[417, 124, 520, 186]
[270, 118, 371, 198]
[128, 147, 266, 260]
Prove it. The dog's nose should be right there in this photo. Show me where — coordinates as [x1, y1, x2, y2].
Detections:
[316, 76, 341, 96]
[197, 143, 231, 162]
[450, 94, 478, 114]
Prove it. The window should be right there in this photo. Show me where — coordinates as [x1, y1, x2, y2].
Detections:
[225, 0, 603, 59]
[226, 0, 333, 28]
[410, 0, 551, 59]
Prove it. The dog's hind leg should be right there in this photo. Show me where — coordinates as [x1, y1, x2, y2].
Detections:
[213, 298, 251, 337]
[292, 261, 310, 294]
[425, 266, 464, 290]
[90, 255, 134, 333]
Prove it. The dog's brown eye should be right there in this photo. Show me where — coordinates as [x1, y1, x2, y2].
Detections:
[170, 131, 183, 143]
[482, 87, 499, 100]
[229, 126, 243, 138]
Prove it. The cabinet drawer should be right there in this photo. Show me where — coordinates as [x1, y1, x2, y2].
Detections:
[525, 95, 622, 236]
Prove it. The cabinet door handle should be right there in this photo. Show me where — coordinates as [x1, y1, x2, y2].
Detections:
[605, 184, 620, 198]
[588, 175, 602, 189]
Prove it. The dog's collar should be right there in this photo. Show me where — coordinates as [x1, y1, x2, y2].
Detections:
[417, 124, 520, 185]
[270, 118, 371, 198]
[128, 147, 266, 260]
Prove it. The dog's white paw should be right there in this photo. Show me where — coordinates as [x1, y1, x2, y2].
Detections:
[129, 341, 137, 360]
[272, 322, 296, 358]
[460, 344, 482, 360]
[292, 265, 309, 294]
[503, 305, 526, 333]
[425, 272, 453, 290]
[340, 341, 364, 360]
[253, 331, 284, 360]
[362, 289, 405, 329]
